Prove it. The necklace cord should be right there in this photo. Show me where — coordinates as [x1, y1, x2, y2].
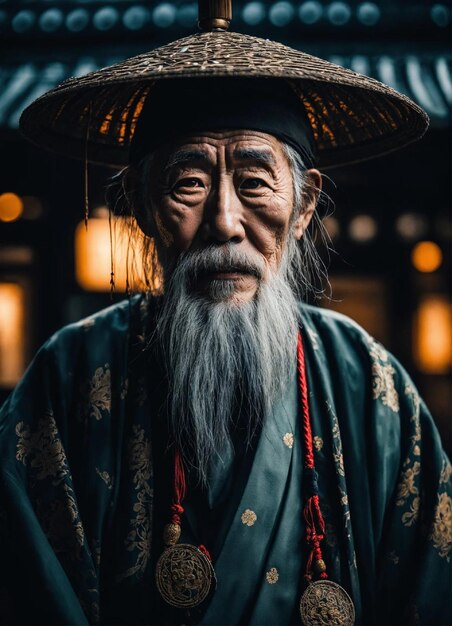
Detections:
[297, 332, 328, 582]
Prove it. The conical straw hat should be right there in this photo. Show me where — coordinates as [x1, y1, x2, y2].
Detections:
[19, 30, 429, 169]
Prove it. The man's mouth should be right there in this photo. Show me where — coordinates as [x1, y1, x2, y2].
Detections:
[197, 266, 261, 281]
[203, 267, 257, 281]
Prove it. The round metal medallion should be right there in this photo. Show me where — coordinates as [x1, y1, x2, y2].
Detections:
[156, 544, 215, 608]
[299, 580, 355, 626]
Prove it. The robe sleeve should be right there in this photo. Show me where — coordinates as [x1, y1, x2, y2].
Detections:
[370, 344, 452, 626]
[0, 325, 100, 625]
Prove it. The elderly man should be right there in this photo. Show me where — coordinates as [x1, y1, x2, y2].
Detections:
[2, 7, 451, 626]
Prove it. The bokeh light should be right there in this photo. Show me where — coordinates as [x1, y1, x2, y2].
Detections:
[242, 2, 266, 26]
[357, 2, 381, 26]
[152, 3, 176, 28]
[348, 215, 378, 242]
[269, 1, 295, 27]
[415, 296, 452, 373]
[395, 213, 427, 240]
[66, 9, 90, 33]
[0, 193, 23, 223]
[327, 2, 351, 26]
[299, 1, 323, 24]
[411, 241, 443, 273]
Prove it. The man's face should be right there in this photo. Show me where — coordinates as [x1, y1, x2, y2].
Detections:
[147, 130, 318, 303]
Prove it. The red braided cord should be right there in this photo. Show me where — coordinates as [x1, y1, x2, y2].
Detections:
[297, 332, 328, 581]
[198, 544, 212, 561]
[171, 449, 186, 525]
[171, 452, 213, 562]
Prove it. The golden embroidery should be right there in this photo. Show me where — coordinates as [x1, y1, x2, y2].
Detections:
[266, 567, 279, 584]
[95, 467, 114, 490]
[440, 459, 452, 484]
[325, 402, 353, 543]
[283, 433, 294, 449]
[241, 509, 257, 526]
[396, 462, 421, 506]
[428, 492, 452, 561]
[369, 340, 388, 363]
[86, 365, 111, 421]
[333, 451, 345, 476]
[117, 425, 153, 581]
[402, 496, 420, 527]
[16, 415, 67, 485]
[387, 551, 399, 565]
[36, 485, 85, 557]
[405, 384, 421, 450]
[368, 337, 399, 412]
[15, 412, 85, 558]
[313, 436, 323, 451]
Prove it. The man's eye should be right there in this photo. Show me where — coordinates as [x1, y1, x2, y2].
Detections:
[240, 178, 266, 190]
[174, 178, 204, 190]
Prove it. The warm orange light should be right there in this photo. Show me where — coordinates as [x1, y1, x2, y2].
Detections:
[75, 211, 158, 292]
[0, 283, 25, 386]
[0, 193, 23, 222]
[411, 241, 443, 273]
[415, 295, 452, 374]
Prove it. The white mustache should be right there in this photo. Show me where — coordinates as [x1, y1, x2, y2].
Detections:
[177, 245, 266, 282]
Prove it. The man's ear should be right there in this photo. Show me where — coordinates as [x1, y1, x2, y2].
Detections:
[293, 169, 322, 240]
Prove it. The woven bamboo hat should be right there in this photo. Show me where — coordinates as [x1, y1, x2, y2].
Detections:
[19, 0, 429, 170]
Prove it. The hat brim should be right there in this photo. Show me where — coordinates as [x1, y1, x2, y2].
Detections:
[19, 31, 429, 170]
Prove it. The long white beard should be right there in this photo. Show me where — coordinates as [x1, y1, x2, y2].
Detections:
[155, 242, 300, 485]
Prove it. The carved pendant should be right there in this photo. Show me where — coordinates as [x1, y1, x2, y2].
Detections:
[156, 543, 215, 608]
[299, 580, 355, 626]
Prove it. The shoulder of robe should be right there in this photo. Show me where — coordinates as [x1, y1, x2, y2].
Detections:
[44, 294, 142, 353]
[298, 303, 378, 366]
[297, 303, 425, 431]
[0, 295, 146, 428]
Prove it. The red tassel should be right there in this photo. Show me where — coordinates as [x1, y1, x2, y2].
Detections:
[298, 332, 329, 582]
[198, 544, 212, 561]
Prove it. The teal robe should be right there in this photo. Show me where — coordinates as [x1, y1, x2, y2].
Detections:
[0, 295, 450, 625]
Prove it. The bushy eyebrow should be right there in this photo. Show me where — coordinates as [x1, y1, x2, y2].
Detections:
[232, 147, 276, 166]
[164, 149, 210, 171]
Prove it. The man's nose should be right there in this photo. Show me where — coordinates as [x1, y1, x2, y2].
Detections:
[201, 179, 245, 244]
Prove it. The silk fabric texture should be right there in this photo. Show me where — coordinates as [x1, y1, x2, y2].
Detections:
[0, 296, 450, 625]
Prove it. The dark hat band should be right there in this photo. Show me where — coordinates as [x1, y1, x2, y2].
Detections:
[129, 78, 316, 169]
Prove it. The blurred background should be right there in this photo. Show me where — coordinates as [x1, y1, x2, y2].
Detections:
[0, 0, 451, 450]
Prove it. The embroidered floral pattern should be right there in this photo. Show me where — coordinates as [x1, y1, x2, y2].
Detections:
[396, 462, 421, 506]
[402, 496, 420, 527]
[387, 550, 399, 565]
[117, 425, 153, 581]
[429, 492, 452, 561]
[440, 459, 452, 485]
[95, 467, 114, 490]
[266, 567, 279, 584]
[16, 414, 67, 485]
[15, 412, 85, 558]
[325, 402, 354, 552]
[85, 365, 111, 421]
[241, 509, 257, 526]
[368, 337, 399, 412]
[282, 433, 294, 449]
[313, 436, 323, 451]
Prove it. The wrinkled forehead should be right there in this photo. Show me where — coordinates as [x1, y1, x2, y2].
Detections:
[155, 130, 287, 171]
